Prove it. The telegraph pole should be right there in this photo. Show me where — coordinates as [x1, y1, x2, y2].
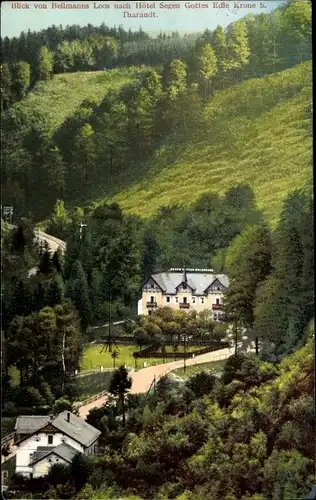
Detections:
[100, 286, 118, 353]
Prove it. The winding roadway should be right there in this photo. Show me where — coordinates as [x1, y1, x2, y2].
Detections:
[78, 347, 232, 419]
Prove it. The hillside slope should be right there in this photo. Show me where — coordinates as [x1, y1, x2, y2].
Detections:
[10, 67, 141, 136]
[108, 62, 312, 225]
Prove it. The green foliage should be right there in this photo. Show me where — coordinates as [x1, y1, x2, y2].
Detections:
[6, 301, 82, 398]
[1, 62, 12, 109]
[109, 365, 132, 426]
[254, 190, 313, 359]
[66, 259, 92, 331]
[38, 47, 54, 81]
[111, 61, 311, 225]
[12, 61, 30, 100]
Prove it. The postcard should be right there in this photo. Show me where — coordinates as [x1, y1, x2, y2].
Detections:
[1, 1, 314, 499]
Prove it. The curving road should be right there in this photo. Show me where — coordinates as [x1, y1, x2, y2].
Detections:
[78, 347, 232, 419]
[34, 229, 66, 254]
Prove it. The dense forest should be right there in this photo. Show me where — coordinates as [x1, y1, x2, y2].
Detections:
[5, 331, 315, 499]
[1, 1, 312, 221]
[1, 2, 314, 498]
[2, 186, 313, 406]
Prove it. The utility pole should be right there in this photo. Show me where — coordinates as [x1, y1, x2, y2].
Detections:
[100, 286, 118, 353]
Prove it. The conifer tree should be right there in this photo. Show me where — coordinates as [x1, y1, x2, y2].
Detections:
[38, 248, 53, 275]
[9, 278, 33, 319]
[196, 44, 218, 99]
[226, 21, 250, 82]
[65, 259, 91, 331]
[211, 25, 227, 88]
[46, 272, 64, 307]
[38, 46, 54, 81]
[12, 60, 30, 100]
[1, 63, 12, 110]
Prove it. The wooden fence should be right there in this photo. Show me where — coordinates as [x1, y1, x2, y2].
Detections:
[133, 341, 230, 359]
[73, 389, 109, 409]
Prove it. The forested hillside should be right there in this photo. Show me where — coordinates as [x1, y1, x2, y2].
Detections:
[111, 61, 312, 224]
[1, 1, 311, 222]
[7, 329, 315, 499]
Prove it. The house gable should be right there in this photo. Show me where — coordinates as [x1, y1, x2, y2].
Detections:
[142, 276, 164, 292]
[175, 281, 195, 293]
[204, 278, 226, 294]
[15, 422, 85, 449]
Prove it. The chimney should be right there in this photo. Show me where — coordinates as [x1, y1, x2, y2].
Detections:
[66, 412, 70, 423]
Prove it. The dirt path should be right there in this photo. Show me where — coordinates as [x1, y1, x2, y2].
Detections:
[78, 347, 232, 419]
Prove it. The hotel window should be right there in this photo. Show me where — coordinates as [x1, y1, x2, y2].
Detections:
[216, 298, 220, 305]
[201, 298, 204, 304]
[175, 297, 178, 303]
[166, 296, 170, 303]
[150, 296, 154, 303]
[192, 297, 196, 303]
[48, 435, 53, 445]
[183, 297, 187, 304]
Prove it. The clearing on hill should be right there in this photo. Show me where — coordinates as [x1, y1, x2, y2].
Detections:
[107, 61, 312, 225]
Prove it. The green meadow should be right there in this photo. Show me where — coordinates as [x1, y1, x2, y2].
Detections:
[108, 62, 312, 226]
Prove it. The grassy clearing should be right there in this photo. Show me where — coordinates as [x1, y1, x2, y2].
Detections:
[172, 359, 227, 378]
[81, 344, 165, 371]
[108, 62, 312, 226]
[14, 67, 140, 136]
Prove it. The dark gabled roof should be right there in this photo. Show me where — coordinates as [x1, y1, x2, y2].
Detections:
[203, 275, 229, 293]
[149, 271, 229, 296]
[15, 411, 101, 448]
[29, 443, 79, 466]
[29, 447, 53, 465]
[52, 411, 101, 447]
[15, 416, 51, 435]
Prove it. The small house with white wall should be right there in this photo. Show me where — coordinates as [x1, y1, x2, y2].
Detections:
[14, 411, 101, 478]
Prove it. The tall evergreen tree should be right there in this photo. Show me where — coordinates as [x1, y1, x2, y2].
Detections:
[65, 259, 92, 331]
[38, 46, 54, 81]
[46, 272, 64, 307]
[140, 229, 161, 282]
[1, 63, 12, 110]
[224, 223, 272, 354]
[196, 43, 218, 99]
[12, 60, 30, 100]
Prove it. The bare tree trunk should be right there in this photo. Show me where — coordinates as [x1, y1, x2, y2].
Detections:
[61, 328, 66, 392]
